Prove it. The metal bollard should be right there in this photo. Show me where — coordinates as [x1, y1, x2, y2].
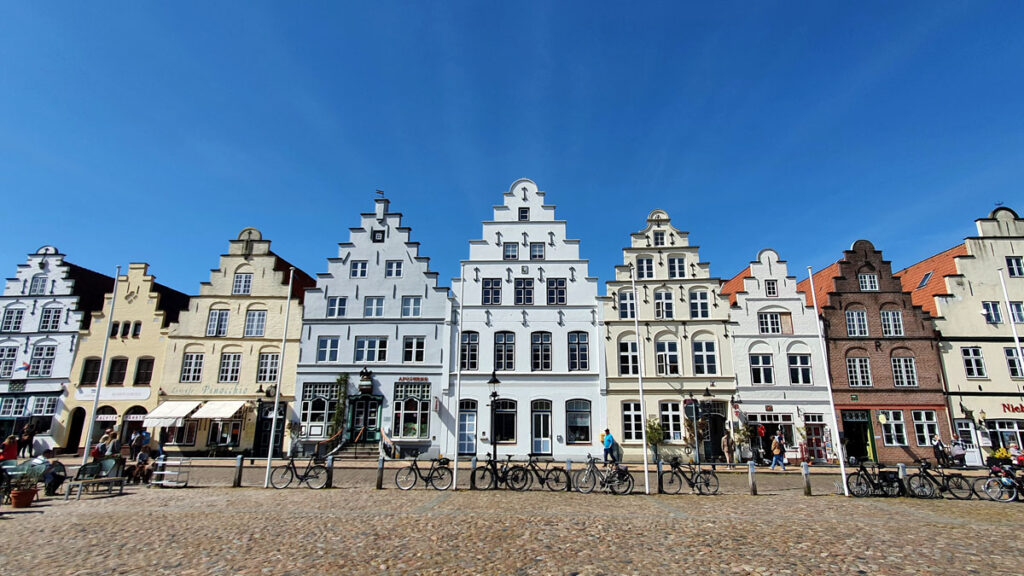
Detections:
[897, 462, 907, 481]
[233, 455, 244, 488]
[801, 462, 811, 496]
[325, 456, 334, 489]
[375, 456, 385, 490]
[748, 460, 757, 496]
[566, 459, 573, 491]
[469, 456, 478, 490]
[656, 460, 664, 494]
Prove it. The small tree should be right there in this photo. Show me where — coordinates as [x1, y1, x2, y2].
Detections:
[645, 415, 665, 462]
[330, 374, 350, 441]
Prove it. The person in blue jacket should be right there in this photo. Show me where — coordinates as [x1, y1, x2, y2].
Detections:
[603, 429, 615, 465]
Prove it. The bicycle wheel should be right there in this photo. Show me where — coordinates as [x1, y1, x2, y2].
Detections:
[395, 466, 418, 490]
[906, 474, 936, 499]
[544, 468, 569, 491]
[847, 472, 871, 497]
[984, 478, 1017, 503]
[305, 465, 329, 490]
[661, 471, 685, 495]
[471, 466, 494, 490]
[269, 465, 294, 489]
[946, 475, 973, 500]
[696, 471, 720, 495]
[610, 471, 634, 495]
[506, 465, 530, 491]
[574, 468, 597, 494]
[429, 466, 453, 490]
[972, 476, 991, 500]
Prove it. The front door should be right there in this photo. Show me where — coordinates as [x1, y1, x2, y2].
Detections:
[64, 407, 85, 454]
[531, 400, 551, 455]
[458, 411, 477, 455]
[806, 424, 826, 460]
[350, 398, 381, 443]
[842, 411, 873, 462]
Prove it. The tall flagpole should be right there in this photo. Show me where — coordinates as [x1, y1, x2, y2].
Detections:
[997, 268, 1024, 399]
[807, 267, 848, 495]
[629, 263, 651, 495]
[82, 266, 120, 468]
[265, 267, 295, 487]
[451, 263, 467, 490]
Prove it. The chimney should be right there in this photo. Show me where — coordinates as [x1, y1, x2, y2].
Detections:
[375, 198, 388, 221]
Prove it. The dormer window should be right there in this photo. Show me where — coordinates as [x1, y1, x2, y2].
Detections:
[29, 275, 47, 295]
[232, 273, 253, 295]
[518, 208, 530, 221]
[765, 280, 778, 297]
[653, 231, 665, 247]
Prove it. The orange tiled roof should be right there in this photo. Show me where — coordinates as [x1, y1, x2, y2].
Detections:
[796, 262, 841, 312]
[892, 243, 967, 316]
[720, 266, 751, 306]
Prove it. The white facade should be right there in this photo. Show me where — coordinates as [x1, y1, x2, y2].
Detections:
[446, 179, 604, 461]
[297, 198, 452, 456]
[724, 249, 833, 462]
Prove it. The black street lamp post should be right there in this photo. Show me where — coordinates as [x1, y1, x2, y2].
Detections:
[487, 371, 501, 462]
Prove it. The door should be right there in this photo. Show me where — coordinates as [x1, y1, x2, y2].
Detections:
[64, 407, 85, 454]
[842, 411, 873, 463]
[954, 419, 983, 467]
[458, 410, 477, 455]
[531, 400, 552, 455]
[806, 424, 826, 460]
[350, 398, 382, 443]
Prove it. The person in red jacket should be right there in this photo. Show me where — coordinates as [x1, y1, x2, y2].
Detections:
[0, 435, 19, 461]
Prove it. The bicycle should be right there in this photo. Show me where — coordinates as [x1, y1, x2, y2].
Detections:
[573, 454, 633, 495]
[508, 453, 569, 491]
[270, 453, 330, 489]
[659, 456, 720, 495]
[471, 454, 528, 490]
[846, 459, 905, 498]
[981, 463, 1024, 503]
[905, 458, 973, 500]
[394, 450, 453, 491]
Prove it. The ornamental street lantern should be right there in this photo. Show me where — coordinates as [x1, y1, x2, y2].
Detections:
[487, 371, 501, 462]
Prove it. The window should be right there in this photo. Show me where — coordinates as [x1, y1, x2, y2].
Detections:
[180, 353, 204, 382]
[385, 260, 403, 278]
[355, 337, 387, 362]
[1007, 256, 1024, 277]
[1, 309, 24, 332]
[568, 331, 589, 371]
[514, 278, 534, 305]
[401, 296, 422, 317]
[1011, 301, 1024, 324]
[783, 354, 810, 385]
[618, 291, 635, 319]
[846, 310, 868, 337]
[107, 357, 128, 386]
[350, 261, 367, 278]
[690, 290, 709, 319]
[38, 308, 61, 331]
[653, 231, 665, 246]
[327, 297, 346, 318]
[244, 310, 266, 337]
[300, 383, 342, 439]
[206, 309, 229, 337]
[29, 275, 47, 295]
[364, 297, 384, 317]
[750, 354, 774, 384]
[636, 258, 654, 279]
[461, 331, 479, 370]
[765, 280, 778, 297]
[121, 322, 131, 338]
[622, 402, 643, 441]
[1006, 348, 1023, 378]
[655, 340, 679, 375]
[482, 278, 502, 305]
[316, 337, 339, 363]
[846, 357, 872, 387]
[858, 273, 879, 291]
[403, 336, 425, 363]
[531, 332, 552, 371]
[110, 321, 120, 338]
[257, 353, 279, 383]
[232, 273, 253, 295]
[518, 207, 530, 221]
[693, 341, 717, 375]
[881, 310, 904, 337]
[0, 347, 18, 379]
[566, 399, 591, 443]
[493, 399, 516, 442]
[371, 230, 385, 243]
[168, 421, 199, 446]
[78, 357, 101, 385]
[660, 401, 682, 441]
[892, 356, 918, 387]
[494, 332, 515, 370]
[27, 345, 55, 377]
[530, 243, 545, 260]
[879, 410, 907, 446]
[134, 357, 154, 386]
[546, 278, 566, 305]
[208, 420, 242, 447]
[393, 382, 431, 439]
[668, 257, 685, 279]
[31, 396, 58, 417]
[962, 346, 987, 378]
[758, 312, 781, 334]
[218, 353, 241, 383]
[619, 340, 638, 375]
[503, 243, 519, 260]
[0, 398, 27, 418]
[132, 321, 142, 338]
[917, 272, 933, 289]
[913, 410, 938, 446]
[983, 301, 1002, 324]
[654, 290, 673, 319]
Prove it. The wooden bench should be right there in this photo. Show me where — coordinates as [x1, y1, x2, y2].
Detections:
[64, 457, 128, 500]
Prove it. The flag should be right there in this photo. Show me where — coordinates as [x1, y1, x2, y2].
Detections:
[15, 362, 29, 372]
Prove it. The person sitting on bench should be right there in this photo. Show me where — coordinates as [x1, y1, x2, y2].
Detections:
[133, 446, 154, 484]
[31, 449, 67, 495]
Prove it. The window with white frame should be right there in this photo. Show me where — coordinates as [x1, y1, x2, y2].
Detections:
[482, 278, 501, 305]
[618, 290, 635, 319]
[403, 336, 425, 363]
[385, 260, 403, 278]
[1006, 348, 1023, 378]
[881, 310, 904, 337]
[232, 273, 252, 295]
[660, 401, 683, 441]
[546, 278, 566, 305]
[401, 296, 422, 317]
[891, 356, 918, 387]
[912, 410, 938, 446]
[503, 243, 519, 260]
[350, 261, 367, 278]
[27, 345, 55, 377]
[530, 242, 545, 260]
[655, 340, 679, 375]
[531, 332, 552, 371]
[788, 354, 812, 384]
[167, 421, 199, 445]
[1007, 256, 1024, 277]
[33, 307, 61, 332]
[208, 420, 242, 447]
[355, 337, 387, 362]
[29, 275, 47, 295]
[668, 257, 685, 279]
[983, 301, 1002, 324]
[494, 332, 515, 370]
[962, 346, 987, 378]
[693, 340, 717, 375]
[846, 357, 872, 386]
[636, 258, 654, 279]
[750, 354, 774, 384]
[858, 273, 879, 291]
[206, 309, 229, 337]
[690, 290, 709, 319]
[846, 310, 868, 337]
[0, 347, 16, 378]
[327, 297, 346, 318]
[654, 290, 673, 319]
[393, 382, 430, 438]
[244, 310, 266, 337]
[364, 296, 384, 317]
[31, 396, 58, 416]
[758, 312, 781, 334]
[566, 399, 591, 443]
[619, 340, 638, 375]
[880, 410, 907, 446]
[653, 231, 665, 246]
[764, 279, 778, 297]
[218, 353, 241, 383]
[1009, 301, 1024, 324]
[256, 352, 279, 383]
[518, 207, 530, 221]
[300, 383, 340, 439]
[622, 401, 643, 441]
[568, 331, 589, 371]
[0, 397, 27, 418]
[180, 353, 204, 382]
[1, 309, 24, 332]
[316, 337, 339, 363]
[461, 331, 479, 370]
[514, 279, 534, 305]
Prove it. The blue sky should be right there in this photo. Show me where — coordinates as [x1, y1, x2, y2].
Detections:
[2, 2, 1022, 293]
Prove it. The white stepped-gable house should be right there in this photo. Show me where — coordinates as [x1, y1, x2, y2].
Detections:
[0, 246, 113, 453]
[448, 179, 604, 461]
[296, 198, 453, 457]
[721, 249, 834, 464]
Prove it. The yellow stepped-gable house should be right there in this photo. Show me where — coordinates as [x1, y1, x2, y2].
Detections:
[155, 228, 314, 457]
[57, 263, 189, 454]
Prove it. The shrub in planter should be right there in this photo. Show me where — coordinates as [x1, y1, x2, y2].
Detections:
[9, 473, 40, 508]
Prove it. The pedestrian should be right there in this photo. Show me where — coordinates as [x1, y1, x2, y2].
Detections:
[949, 434, 967, 467]
[0, 435, 18, 462]
[18, 422, 36, 458]
[603, 428, 615, 465]
[1009, 442, 1024, 466]
[104, 428, 123, 457]
[129, 429, 143, 460]
[932, 434, 949, 467]
[721, 431, 736, 469]
[769, 431, 787, 471]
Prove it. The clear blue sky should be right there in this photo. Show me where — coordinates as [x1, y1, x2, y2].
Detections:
[2, 2, 1022, 293]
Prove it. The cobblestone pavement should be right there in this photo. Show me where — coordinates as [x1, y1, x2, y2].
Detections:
[2, 467, 1021, 576]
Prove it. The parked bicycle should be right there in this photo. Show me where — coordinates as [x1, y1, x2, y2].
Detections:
[846, 459, 904, 498]
[394, 451, 453, 491]
[573, 454, 633, 495]
[472, 454, 528, 490]
[905, 458, 973, 499]
[981, 463, 1024, 503]
[660, 456, 720, 495]
[508, 453, 569, 491]
[270, 453, 330, 489]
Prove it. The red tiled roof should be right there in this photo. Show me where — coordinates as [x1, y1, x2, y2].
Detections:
[796, 262, 841, 312]
[720, 266, 751, 306]
[892, 243, 967, 316]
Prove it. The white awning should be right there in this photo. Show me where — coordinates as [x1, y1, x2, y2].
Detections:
[142, 401, 201, 428]
[191, 400, 247, 420]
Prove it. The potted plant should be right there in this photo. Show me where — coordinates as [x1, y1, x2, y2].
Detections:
[645, 415, 664, 462]
[9, 472, 40, 508]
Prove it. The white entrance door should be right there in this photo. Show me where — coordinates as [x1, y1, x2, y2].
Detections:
[955, 419, 983, 467]
[532, 405, 551, 455]
[458, 411, 477, 455]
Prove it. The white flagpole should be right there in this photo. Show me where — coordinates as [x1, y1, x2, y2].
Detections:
[807, 266, 848, 495]
[264, 267, 295, 487]
[629, 264, 651, 494]
[998, 268, 1024, 398]
[451, 263, 467, 490]
[81, 266, 120, 468]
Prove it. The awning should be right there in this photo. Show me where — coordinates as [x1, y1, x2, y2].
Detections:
[191, 400, 247, 420]
[142, 401, 201, 428]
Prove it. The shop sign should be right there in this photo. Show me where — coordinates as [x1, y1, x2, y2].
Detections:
[398, 377, 429, 382]
[75, 387, 151, 401]
[1001, 403, 1024, 414]
[96, 414, 118, 422]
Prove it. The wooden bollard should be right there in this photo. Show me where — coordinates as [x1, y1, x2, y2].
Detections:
[233, 455, 244, 488]
[375, 456, 385, 490]
[748, 460, 757, 496]
[802, 461, 811, 496]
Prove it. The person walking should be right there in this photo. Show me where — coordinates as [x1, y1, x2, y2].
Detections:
[769, 431, 787, 471]
[603, 429, 615, 465]
[18, 422, 36, 458]
[721, 431, 736, 469]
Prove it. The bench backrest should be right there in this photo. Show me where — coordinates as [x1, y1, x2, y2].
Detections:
[98, 456, 125, 478]
[74, 462, 102, 481]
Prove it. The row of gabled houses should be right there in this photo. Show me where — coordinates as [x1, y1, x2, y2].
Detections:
[1, 179, 1021, 465]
